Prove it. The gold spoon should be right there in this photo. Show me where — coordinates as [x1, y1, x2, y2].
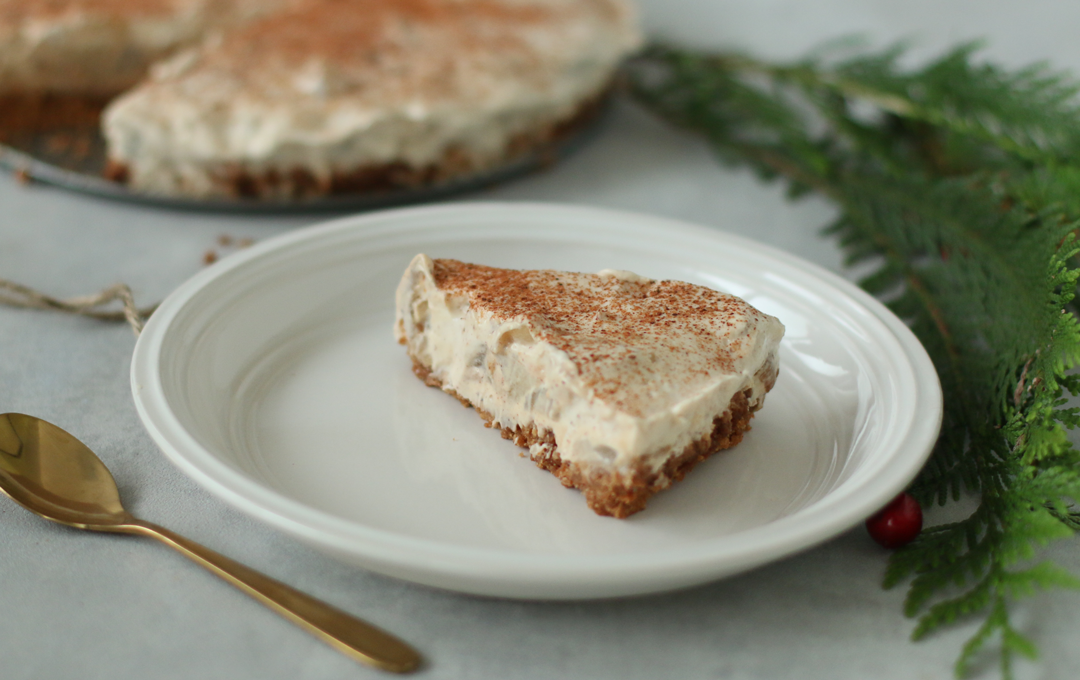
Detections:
[0, 412, 422, 673]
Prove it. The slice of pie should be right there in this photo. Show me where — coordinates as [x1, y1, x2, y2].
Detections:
[394, 254, 785, 518]
[101, 0, 641, 198]
[0, 0, 279, 134]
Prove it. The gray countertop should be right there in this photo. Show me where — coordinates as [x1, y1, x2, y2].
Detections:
[2, 2, 1078, 679]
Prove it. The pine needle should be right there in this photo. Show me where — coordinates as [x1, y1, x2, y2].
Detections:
[629, 42, 1080, 679]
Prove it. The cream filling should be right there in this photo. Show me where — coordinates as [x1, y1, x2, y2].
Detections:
[100, 0, 641, 197]
[0, 1, 273, 95]
[101, 68, 612, 196]
[0, 13, 196, 94]
[394, 254, 783, 478]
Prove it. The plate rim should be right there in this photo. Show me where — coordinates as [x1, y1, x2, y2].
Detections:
[131, 201, 943, 597]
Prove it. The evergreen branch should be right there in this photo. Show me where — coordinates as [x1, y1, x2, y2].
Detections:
[629, 42, 1080, 679]
[706, 42, 1080, 164]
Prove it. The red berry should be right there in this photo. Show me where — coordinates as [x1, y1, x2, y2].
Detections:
[865, 492, 923, 549]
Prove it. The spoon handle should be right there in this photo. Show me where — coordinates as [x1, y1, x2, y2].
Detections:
[127, 520, 422, 673]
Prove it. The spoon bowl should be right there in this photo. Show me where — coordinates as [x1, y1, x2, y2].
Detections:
[0, 413, 130, 527]
[0, 412, 421, 674]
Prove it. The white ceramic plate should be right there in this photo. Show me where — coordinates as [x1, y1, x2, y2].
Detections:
[131, 202, 942, 599]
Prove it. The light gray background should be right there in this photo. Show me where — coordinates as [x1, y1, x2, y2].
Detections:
[2, 2, 1078, 679]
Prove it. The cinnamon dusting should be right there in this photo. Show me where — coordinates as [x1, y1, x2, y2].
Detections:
[431, 259, 773, 417]
[0, 0, 180, 23]
[215, 0, 554, 70]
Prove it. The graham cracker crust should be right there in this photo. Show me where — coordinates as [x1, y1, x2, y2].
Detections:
[0, 93, 111, 139]
[410, 358, 758, 519]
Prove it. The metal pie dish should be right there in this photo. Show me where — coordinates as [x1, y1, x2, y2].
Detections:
[0, 102, 608, 213]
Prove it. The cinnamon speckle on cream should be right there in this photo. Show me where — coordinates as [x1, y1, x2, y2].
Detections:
[430, 258, 769, 417]
[395, 254, 785, 485]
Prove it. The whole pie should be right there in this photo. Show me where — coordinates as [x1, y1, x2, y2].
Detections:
[101, 0, 641, 198]
[0, 0, 640, 199]
[395, 255, 785, 518]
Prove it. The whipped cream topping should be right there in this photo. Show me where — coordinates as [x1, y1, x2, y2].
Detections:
[395, 255, 785, 477]
[102, 0, 641, 197]
[0, 0, 276, 95]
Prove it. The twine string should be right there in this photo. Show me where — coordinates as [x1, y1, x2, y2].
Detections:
[0, 277, 156, 335]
